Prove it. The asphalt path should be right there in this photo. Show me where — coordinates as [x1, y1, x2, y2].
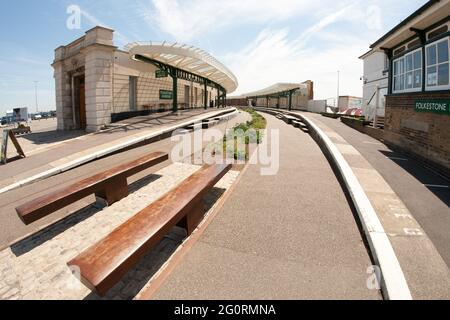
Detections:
[152, 112, 381, 300]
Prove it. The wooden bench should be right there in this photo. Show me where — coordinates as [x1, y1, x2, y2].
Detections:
[15, 152, 169, 225]
[283, 115, 298, 124]
[67, 163, 231, 295]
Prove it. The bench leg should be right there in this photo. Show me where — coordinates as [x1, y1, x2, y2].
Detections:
[95, 176, 129, 205]
[177, 200, 205, 236]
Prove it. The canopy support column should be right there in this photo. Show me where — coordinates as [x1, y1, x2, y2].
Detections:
[172, 68, 178, 113]
[217, 87, 220, 108]
[204, 80, 208, 110]
[288, 91, 293, 111]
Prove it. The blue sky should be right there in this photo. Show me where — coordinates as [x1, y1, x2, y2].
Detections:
[0, 0, 426, 115]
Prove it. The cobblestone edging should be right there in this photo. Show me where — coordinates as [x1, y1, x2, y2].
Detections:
[0, 163, 239, 300]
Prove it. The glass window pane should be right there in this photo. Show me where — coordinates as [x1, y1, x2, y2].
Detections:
[406, 72, 413, 89]
[400, 58, 404, 74]
[414, 51, 422, 69]
[427, 45, 437, 66]
[394, 60, 398, 75]
[438, 63, 449, 86]
[414, 69, 422, 88]
[406, 54, 413, 71]
[438, 40, 449, 63]
[399, 75, 405, 90]
[427, 66, 437, 86]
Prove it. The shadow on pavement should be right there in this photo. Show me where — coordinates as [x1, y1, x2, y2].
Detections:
[84, 187, 226, 300]
[379, 150, 450, 207]
[10, 174, 163, 257]
[19, 130, 86, 145]
[11, 202, 105, 257]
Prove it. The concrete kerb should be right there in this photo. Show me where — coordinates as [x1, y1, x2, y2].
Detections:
[256, 107, 412, 300]
[0, 109, 238, 196]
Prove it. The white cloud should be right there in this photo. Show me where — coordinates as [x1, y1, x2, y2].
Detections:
[223, 4, 372, 99]
[145, 0, 323, 42]
[81, 9, 130, 47]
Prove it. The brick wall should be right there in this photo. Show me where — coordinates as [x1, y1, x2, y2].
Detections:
[385, 92, 450, 172]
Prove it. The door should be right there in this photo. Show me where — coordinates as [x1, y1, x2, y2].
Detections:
[129, 76, 137, 111]
[79, 81, 86, 129]
[184, 85, 190, 109]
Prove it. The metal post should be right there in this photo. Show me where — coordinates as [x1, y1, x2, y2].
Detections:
[373, 85, 380, 128]
[204, 80, 208, 110]
[172, 68, 178, 113]
[277, 96, 280, 109]
[289, 92, 292, 111]
[337, 70, 340, 111]
[217, 87, 220, 108]
[34, 81, 39, 113]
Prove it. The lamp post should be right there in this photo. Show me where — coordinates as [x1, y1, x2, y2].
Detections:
[336, 71, 340, 112]
[34, 81, 39, 113]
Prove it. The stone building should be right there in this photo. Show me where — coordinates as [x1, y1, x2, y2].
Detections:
[360, 0, 450, 173]
[52, 26, 238, 132]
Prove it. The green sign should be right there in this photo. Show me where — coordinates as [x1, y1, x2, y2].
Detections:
[155, 69, 168, 78]
[415, 100, 450, 115]
[159, 90, 173, 100]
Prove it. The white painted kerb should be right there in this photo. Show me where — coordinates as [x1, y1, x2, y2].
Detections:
[301, 113, 412, 300]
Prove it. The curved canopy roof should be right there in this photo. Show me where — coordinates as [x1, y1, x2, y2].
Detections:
[125, 42, 238, 93]
[241, 83, 308, 98]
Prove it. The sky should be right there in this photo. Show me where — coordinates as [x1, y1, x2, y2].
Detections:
[0, 0, 427, 115]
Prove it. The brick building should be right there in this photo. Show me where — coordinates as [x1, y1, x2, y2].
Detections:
[361, 0, 450, 173]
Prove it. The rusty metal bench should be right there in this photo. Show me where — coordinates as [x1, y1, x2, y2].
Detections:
[15, 152, 169, 225]
[67, 163, 231, 296]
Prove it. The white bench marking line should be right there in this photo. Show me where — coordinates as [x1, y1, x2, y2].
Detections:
[424, 184, 449, 188]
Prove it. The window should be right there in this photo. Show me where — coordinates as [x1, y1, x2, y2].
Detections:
[426, 37, 450, 90]
[428, 25, 449, 41]
[393, 48, 422, 93]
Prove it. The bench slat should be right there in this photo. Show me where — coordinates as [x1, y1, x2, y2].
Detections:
[16, 152, 168, 225]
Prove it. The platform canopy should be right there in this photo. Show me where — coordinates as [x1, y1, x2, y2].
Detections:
[241, 83, 308, 98]
[125, 41, 238, 93]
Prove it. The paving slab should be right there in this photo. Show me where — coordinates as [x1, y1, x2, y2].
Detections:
[0, 162, 240, 300]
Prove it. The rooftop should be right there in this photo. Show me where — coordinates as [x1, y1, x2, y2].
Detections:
[125, 42, 238, 93]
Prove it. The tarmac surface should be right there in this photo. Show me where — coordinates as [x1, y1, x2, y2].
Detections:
[151, 112, 381, 300]
[303, 113, 450, 270]
[0, 108, 222, 189]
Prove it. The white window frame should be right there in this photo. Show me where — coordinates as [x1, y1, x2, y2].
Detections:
[392, 48, 423, 94]
[425, 37, 450, 91]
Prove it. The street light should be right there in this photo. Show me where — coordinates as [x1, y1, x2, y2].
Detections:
[336, 71, 340, 111]
[33, 81, 39, 113]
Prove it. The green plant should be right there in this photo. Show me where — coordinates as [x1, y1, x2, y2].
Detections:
[218, 108, 267, 160]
